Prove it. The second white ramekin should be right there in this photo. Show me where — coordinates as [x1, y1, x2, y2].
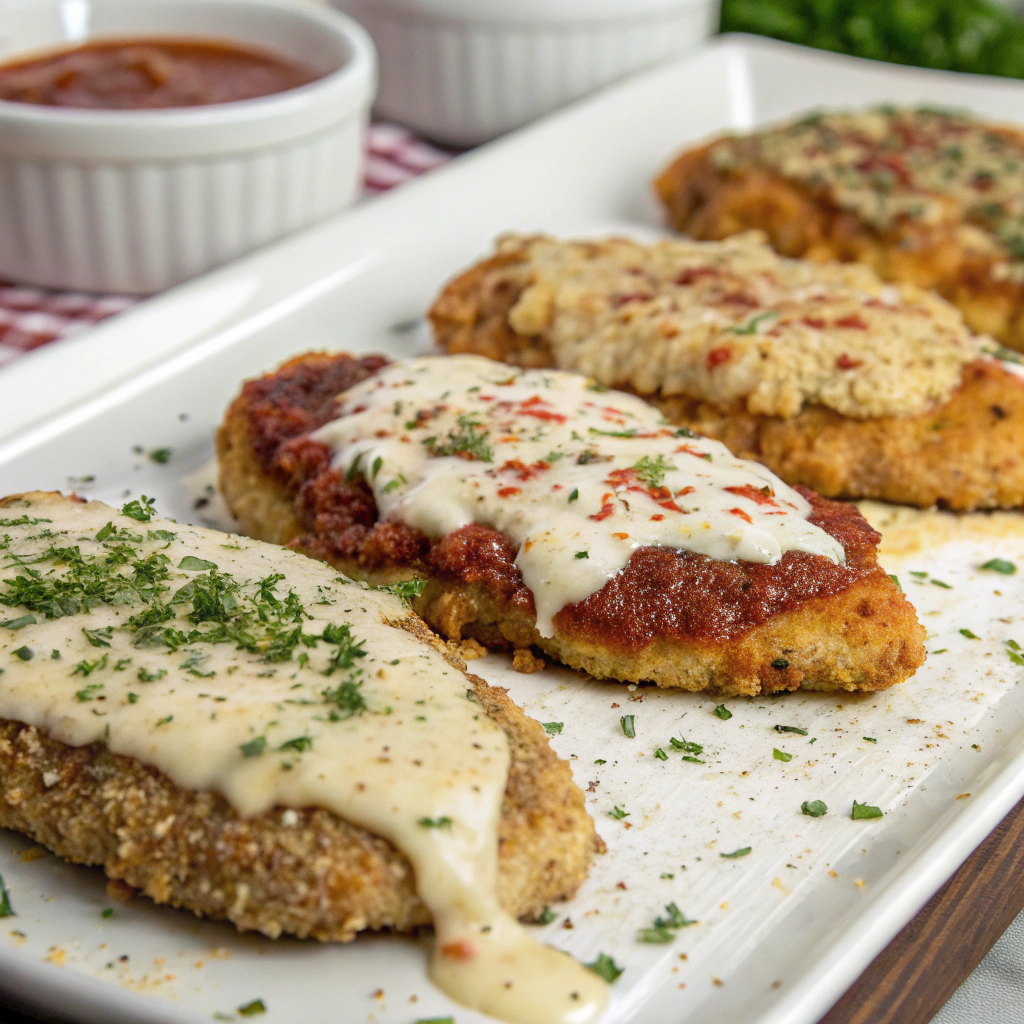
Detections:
[334, 0, 718, 147]
[0, 0, 376, 294]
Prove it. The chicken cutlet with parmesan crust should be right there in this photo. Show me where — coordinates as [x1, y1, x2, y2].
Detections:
[217, 352, 925, 696]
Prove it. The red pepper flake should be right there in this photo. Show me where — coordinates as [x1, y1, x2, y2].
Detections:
[835, 315, 867, 330]
[729, 507, 753, 523]
[612, 293, 654, 306]
[612, 532, 629, 540]
[658, 499, 683, 514]
[650, 513, 665, 521]
[441, 941, 475, 960]
[801, 316, 826, 329]
[499, 459, 550, 480]
[676, 266, 718, 286]
[516, 394, 567, 423]
[836, 353, 862, 370]
[706, 346, 732, 370]
[675, 444, 710, 460]
[724, 483, 777, 507]
[497, 486, 521, 498]
[615, 882, 628, 890]
[591, 502, 616, 522]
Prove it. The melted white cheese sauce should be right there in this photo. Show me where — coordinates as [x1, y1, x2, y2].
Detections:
[0, 494, 607, 1024]
[313, 355, 845, 636]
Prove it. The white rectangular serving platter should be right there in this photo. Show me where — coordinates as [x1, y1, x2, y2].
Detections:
[4, 33, 1024, 1024]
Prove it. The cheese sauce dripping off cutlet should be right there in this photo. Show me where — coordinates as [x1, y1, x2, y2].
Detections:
[0, 495, 607, 1024]
[313, 355, 845, 636]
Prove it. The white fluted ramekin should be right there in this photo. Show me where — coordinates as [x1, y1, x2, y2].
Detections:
[0, 0, 376, 294]
[334, 0, 717, 147]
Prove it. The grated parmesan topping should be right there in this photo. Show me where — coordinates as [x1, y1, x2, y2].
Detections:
[496, 232, 981, 419]
[708, 106, 1024, 262]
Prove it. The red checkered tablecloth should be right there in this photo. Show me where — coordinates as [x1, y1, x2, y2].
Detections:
[0, 124, 453, 371]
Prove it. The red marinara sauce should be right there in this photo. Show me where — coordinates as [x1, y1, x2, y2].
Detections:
[0, 37, 320, 110]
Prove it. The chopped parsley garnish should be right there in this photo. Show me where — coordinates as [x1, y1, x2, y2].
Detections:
[608, 806, 629, 820]
[418, 816, 453, 829]
[12, 646, 33, 661]
[982, 558, 1017, 575]
[1006, 639, 1024, 666]
[588, 427, 639, 438]
[138, 667, 166, 682]
[773, 748, 793, 762]
[424, 414, 493, 462]
[713, 704, 732, 720]
[376, 578, 425, 603]
[529, 907, 557, 925]
[887, 574, 902, 591]
[594, 759, 606, 765]
[101, 907, 114, 919]
[237, 999, 266, 1017]
[620, 715, 636, 738]
[415, 1019, 454, 1024]
[654, 747, 668, 761]
[542, 722, 563, 734]
[960, 628, 980, 640]
[120, 496, 156, 522]
[322, 623, 368, 675]
[240, 736, 267, 758]
[633, 454, 676, 489]
[637, 926, 676, 944]
[669, 736, 703, 755]
[178, 556, 217, 571]
[863, 737, 877, 743]
[728, 311, 776, 335]
[148, 448, 173, 464]
[801, 800, 828, 817]
[585, 953, 624, 983]
[322, 679, 367, 719]
[774, 724, 807, 735]
[638, 901, 699, 942]
[771, 658, 789, 670]
[72, 654, 106, 676]
[155, 715, 173, 727]
[931, 579, 953, 589]
[568, 488, 579, 503]
[575, 550, 589, 559]
[852, 801, 883, 820]
[74, 683, 103, 702]
[0, 871, 15, 918]
[278, 736, 312, 752]
[82, 626, 114, 648]
[720, 847, 752, 859]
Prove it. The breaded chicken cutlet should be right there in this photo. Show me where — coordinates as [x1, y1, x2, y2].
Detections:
[429, 232, 1024, 511]
[655, 106, 1024, 352]
[0, 493, 596, 957]
[217, 352, 925, 697]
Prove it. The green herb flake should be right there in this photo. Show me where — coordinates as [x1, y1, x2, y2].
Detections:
[773, 748, 793, 762]
[960, 628, 981, 640]
[594, 759, 607, 765]
[575, 550, 589, 559]
[542, 722, 563, 735]
[801, 800, 828, 817]
[568, 488, 579, 503]
[851, 801, 883, 820]
[425, 413, 493, 462]
[713, 704, 732, 720]
[414, 1019, 454, 1024]
[982, 558, 1016, 575]
[654, 747, 668, 761]
[240, 736, 267, 758]
[418, 816, 453, 829]
[120, 496, 156, 522]
[178, 556, 218, 571]
[376, 578, 425, 603]
[0, 871, 15, 918]
[1, 614, 35, 630]
[887, 574, 902, 591]
[148, 448, 173, 465]
[12, 647, 33, 662]
[155, 715, 173, 727]
[529, 907, 557, 925]
[633, 454, 676, 489]
[82, 626, 114, 648]
[774, 724, 808, 735]
[74, 683, 103, 702]
[585, 952, 624, 983]
[278, 736, 312, 753]
[863, 736, 877, 743]
[720, 847, 752, 859]
[101, 907, 114, 919]
[771, 658, 789, 670]
[237, 999, 266, 1018]
[638, 926, 675, 944]
[608, 806, 629, 820]
[620, 715, 636, 738]
[931, 579, 953, 589]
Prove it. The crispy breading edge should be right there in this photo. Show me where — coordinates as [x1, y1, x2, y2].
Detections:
[0, 493, 598, 941]
[428, 247, 1024, 512]
[652, 140, 1024, 352]
[217, 374, 926, 696]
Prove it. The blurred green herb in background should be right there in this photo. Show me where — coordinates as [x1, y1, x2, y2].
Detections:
[721, 0, 1024, 79]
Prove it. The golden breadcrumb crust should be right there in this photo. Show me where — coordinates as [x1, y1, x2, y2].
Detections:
[654, 141, 1024, 352]
[0, 495, 597, 942]
[429, 250, 1024, 511]
[217, 364, 925, 696]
